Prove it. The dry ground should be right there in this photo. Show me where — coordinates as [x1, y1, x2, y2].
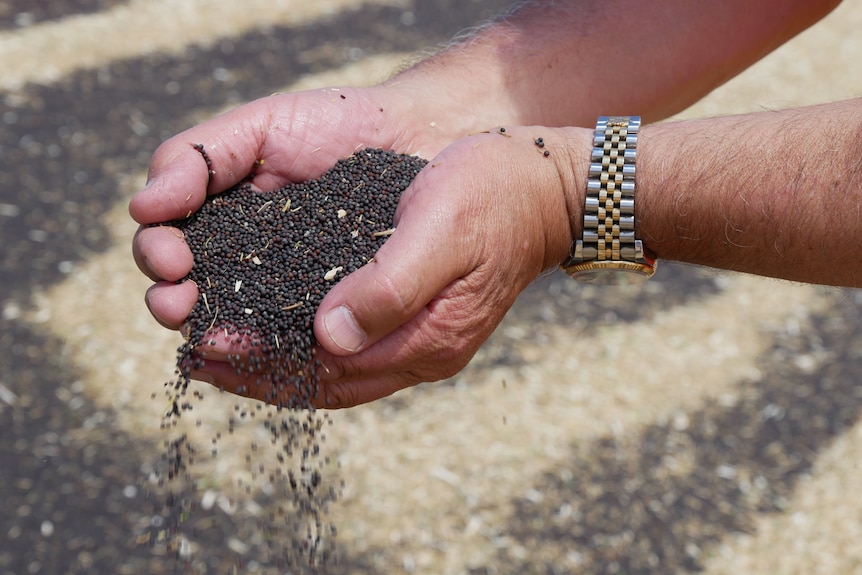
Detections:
[2, 1, 862, 574]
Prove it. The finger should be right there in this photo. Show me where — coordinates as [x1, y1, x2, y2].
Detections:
[317, 374, 414, 409]
[191, 354, 406, 410]
[189, 361, 278, 405]
[191, 358, 325, 408]
[194, 295, 478, 409]
[129, 101, 278, 225]
[314, 192, 471, 356]
[133, 225, 194, 282]
[145, 280, 200, 329]
[314, 295, 484, 408]
[190, 359, 251, 392]
[129, 92, 377, 226]
[315, 272, 493, 381]
[129, 140, 215, 225]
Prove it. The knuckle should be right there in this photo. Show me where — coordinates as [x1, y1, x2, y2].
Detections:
[367, 261, 420, 318]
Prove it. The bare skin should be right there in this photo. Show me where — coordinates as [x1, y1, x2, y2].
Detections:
[130, 0, 846, 408]
[638, 100, 862, 286]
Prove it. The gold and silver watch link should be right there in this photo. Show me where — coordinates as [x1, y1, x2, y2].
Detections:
[561, 115, 656, 285]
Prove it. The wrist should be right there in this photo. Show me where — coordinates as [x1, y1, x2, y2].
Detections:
[546, 126, 594, 269]
[560, 117, 657, 283]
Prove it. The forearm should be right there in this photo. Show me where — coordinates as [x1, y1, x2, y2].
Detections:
[637, 98, 862, 287]
[384, 0, 839, 138]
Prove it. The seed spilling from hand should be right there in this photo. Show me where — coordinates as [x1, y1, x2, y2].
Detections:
[152, 147, 426, 569]
[162, 147, 427, 410]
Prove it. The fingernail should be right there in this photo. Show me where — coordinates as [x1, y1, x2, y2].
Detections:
[324, 306, 366, 352]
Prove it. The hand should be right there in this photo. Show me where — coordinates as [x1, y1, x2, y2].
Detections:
[129, 86, 448, 388]
[131, 85, 453, 325]
[130, 86, 588, 408]
[312, 126, 587, 407]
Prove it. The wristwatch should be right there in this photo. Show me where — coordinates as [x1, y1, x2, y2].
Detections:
[560, 116, 656, 284]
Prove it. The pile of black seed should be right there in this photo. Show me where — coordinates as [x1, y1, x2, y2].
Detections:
[151, 147, 426, 570]
[166, 147, 427, 410]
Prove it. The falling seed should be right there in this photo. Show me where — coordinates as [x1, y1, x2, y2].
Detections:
[154, 148, 427, 568]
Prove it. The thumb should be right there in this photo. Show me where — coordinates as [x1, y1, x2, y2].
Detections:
[314, 205, 467, 355]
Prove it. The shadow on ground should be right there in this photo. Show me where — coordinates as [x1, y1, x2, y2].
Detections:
[469, 292, 862, 575]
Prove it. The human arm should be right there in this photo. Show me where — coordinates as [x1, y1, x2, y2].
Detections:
[131, 0, 843, 407]
[133, 0, 839, 321]
[384, 0, 840, 130]
[314, 97, 862, 406]
[170, 97, 862, 406]
[638, 98, 862, 286]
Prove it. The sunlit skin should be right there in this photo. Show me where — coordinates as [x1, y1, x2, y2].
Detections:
[131, 0, 846, 408]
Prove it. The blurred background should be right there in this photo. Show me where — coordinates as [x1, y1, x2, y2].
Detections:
[2, 1, 862, 573]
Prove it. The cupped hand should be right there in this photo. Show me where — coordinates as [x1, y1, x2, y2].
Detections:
[308, 126, 589, 407]
[131, 85, 449, 329]
[131, 86, 590, 408]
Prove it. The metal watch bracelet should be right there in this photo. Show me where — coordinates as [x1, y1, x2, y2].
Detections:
[561, 116, 656, 282]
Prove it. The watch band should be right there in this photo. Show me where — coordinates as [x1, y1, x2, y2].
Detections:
[561, 116, 655, 282]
